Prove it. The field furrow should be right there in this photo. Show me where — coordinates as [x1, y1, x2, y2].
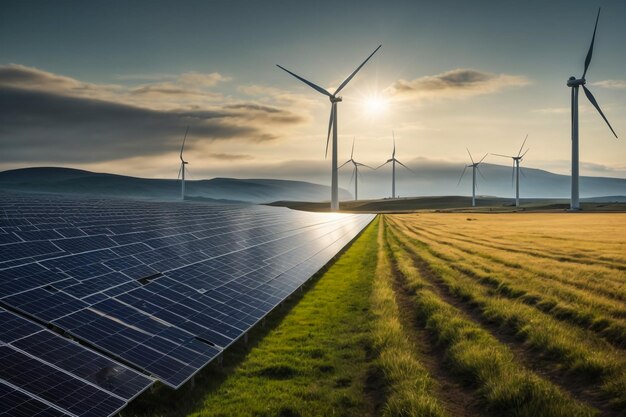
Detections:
[385, 216, 626, 411]
[370, 219, 452, 417]
[381, 218, 599, 417]
[390, 220, 626, 348]
[403, 221, 626, 299]
[406, 218, 626, 271]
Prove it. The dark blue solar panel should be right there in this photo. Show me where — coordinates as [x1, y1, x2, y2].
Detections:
[0, 346, 126, 417]
[0, 381, 70, 417]
[0, 191, 374, 415]
[12, 331, 152, 400]
[0, 309, 153, 405]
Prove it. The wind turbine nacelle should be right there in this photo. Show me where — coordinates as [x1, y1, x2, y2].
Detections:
[330, 96, 343, 103]
[567, 77, 586, 87]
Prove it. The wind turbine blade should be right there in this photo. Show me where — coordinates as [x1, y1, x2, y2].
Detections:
[457, 166, 468, 186]
[392, 131, 396, 158]
[582, 86, 618, 138]
[185, 166, 194, 180]
[521, 148, 530, 158]
[520, 168, 527, 178]
[582, 8, 601, 79]
[338, 160, 351, 169]
[478, 154, 488, 164]
[325, 104, 335, 158]
[177, 165, 182, 179]
[351, 137, 355, 159]
[395, 159, 414, 173]
[517, 134, 528, 157]
[276, 64, 332, 97]
[466, 148, 475, 164]
[491, 153, 513, 158]
[477, 166, 487, 181]
[349, 167, 355, 185]
[356, 162, 375, 169]
[334, 44, 382, 95]
[180, 126, 190, 159]
[375, 161, 391, 170]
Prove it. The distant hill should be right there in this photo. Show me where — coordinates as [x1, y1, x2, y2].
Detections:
[0, 167, 352, 204]
[338, 160, 626, 200]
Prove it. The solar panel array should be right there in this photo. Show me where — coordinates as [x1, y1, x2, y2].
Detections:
[0, 192, 374, 417]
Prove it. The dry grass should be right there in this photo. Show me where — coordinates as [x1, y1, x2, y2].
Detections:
[386, 213, 626, 410]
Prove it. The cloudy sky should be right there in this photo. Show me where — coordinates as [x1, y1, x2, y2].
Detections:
[1, 0, 626, 193]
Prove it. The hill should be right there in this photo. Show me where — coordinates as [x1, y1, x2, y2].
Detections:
[0, 167, 352, 204]
[331, 160, 626, 200]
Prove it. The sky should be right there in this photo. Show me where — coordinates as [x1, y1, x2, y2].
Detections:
[1, 0, 626, 197]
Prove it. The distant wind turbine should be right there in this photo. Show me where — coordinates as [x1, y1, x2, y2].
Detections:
[177, 126, 189, 200]
[458, 149, 487, 207]
[339, 138, 373, 201]
[277, 44, 382, 211]
[567, 8, 618, 210]
[376, 131, 414, 199]
[492, 134, 529, 207]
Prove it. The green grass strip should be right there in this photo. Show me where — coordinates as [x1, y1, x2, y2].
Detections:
[147, 217, 381, 417]
[372, 219, 450, 417]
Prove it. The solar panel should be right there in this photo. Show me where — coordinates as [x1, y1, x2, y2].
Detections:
[0, 380, 71, 417]
[0, 308, 153, 414]
[0, 191, 374, 416]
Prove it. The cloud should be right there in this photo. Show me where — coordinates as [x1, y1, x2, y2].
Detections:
[533, 107, 570, 115]
[178, 72, 230, 87]
[385, 68, 529, 100]
[208, 153, 254, 161]
[0, 64, 307, 164]
[0, 64, 232, 110]
[591, 80, 626, 89]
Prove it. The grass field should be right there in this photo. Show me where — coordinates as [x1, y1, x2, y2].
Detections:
[126, 213, 626, 417]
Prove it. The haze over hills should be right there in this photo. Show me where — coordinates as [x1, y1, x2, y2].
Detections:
[337, 160, 626, 199]
[0, 167, 353, 204]
[1, 164, 625, 204]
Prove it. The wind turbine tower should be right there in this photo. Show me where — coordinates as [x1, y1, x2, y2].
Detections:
[277, 45, 382, 211]
[458, 149, 487, 207]
[376, 132, 413, 199]
[178, 126, 189, 200]
[339, 138, 373, 200]
[567, 8, 618, 210]
[492, 135, 529, 207]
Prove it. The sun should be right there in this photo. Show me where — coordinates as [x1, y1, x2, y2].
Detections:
[364, 95, 389, 115]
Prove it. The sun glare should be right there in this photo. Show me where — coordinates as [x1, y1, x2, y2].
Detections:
[364, 95, 389, 115]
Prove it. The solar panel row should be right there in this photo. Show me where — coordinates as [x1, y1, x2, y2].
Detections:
[0, 192, 374, 416]
[0, 308, 153, 417]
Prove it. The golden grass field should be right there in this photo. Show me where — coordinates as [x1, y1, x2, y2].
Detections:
[381, 212, 626, 416]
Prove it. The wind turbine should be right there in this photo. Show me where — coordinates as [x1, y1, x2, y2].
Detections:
[177, 126, 189, 200]
[567, 8, 618, 210]
[458, 149, 487, 207]
[277, 44, 382, 211]
[376, 132, 414, 199]
[492, 135, 529, 207]
[338, 138, 373, 201]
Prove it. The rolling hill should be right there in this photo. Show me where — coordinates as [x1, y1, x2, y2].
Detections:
[0, 167, 353, 204]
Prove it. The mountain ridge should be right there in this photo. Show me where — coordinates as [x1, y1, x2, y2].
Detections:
[0, 167, 353, 204]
